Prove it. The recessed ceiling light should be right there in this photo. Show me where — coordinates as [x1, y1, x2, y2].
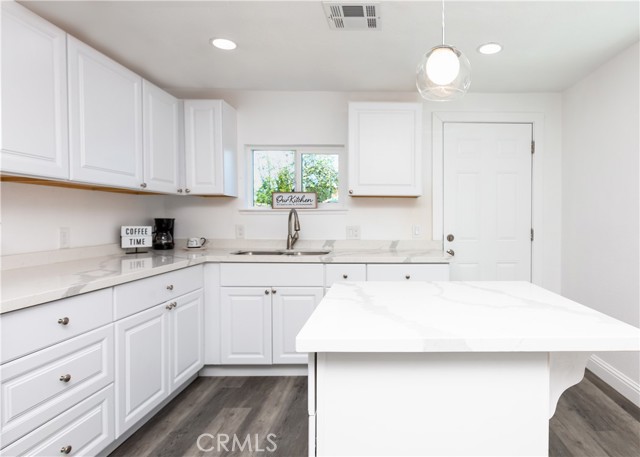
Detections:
[210, 38, 237, 50]
[477, 42, 502, 55]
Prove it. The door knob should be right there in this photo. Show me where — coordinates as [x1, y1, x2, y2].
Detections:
[446, 234, 455, 242]
[446, 249, 455, 256]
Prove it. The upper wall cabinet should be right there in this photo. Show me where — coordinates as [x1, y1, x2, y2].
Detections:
[143, 81, 182, 194]
[67, 36, 144, 190]
[183, 100, 237, 196]
[1, 2, 69, 179]
[347, 102, 423, 197]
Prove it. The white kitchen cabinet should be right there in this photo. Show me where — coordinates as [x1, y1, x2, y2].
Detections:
[143, 80, 182, 193]
[0, 2, 69, 179]
[272, 288, 323, 364]
[220, 288, 272, 365]
[183, 100, 237, 196]
[67, 35, 144, 189]
[169, 290, 204, 391]
[366, 264, 450, 281]
[115, 303, 169, 437]
[348, 102, 422, 197]
[1, 385, 114, 457]
[324, 264, 367, 288]
[115, 288, 203, 437]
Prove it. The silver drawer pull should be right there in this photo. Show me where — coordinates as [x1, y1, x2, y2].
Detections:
[59, 374, 71, 383]
[264, 289, 270, 295]
[57, 317, 70, 325]
[166, 302, 177, 310]
[60, 445, 72, 454]
[342, 274, 348, 279]
[166, 285, 174, 291]
[405, 275, 411, 280]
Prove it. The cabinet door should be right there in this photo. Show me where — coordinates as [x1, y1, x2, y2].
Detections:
[183, 100, 237, 196]
[1, 2, 69, 179]
[143, 80, 181, 193]
[169, 290, 204, 391]
[366, 264, 450, 281]
[348, 102, 422, 196]
[68, 36, 143, 189]
[220, 288, 271, 364]
[272, 287, 323, 364]
[115, 304, 169, 438]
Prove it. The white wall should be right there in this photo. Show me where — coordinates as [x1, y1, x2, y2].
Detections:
[165, 89, 562, 290]
[0, 89, 563, 292]
[562, 42, 640, 400]
[0, 182, 166, 255]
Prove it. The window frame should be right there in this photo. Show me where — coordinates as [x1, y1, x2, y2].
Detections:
[247, 145, 346, 210]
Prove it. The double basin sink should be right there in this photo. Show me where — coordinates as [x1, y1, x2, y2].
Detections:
[232, 249, 331, 256]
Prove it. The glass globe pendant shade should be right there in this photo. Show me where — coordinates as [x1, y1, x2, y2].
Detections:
[416, 45, 471, 101]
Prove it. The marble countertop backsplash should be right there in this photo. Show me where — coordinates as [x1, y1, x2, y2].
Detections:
[1, 239, 449, 314]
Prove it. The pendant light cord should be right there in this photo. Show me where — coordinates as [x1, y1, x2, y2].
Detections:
[441, 0, 446, 45]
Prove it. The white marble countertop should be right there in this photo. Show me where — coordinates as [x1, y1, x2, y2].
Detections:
[296, 281, 640, 353]
[0, 240, 449, 314]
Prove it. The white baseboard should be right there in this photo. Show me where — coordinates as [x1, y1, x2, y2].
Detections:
[588, 355, 640, 407]
[199, 365, 307, 377]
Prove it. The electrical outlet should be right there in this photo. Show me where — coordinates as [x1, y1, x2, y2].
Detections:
[412, 225, 422, 239]
[235, 224, 245, 239]
[59, 227, 71, 249]
[346, 225, 361, 240]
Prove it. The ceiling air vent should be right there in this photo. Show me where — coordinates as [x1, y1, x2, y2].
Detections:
[323, 2, 380, 30]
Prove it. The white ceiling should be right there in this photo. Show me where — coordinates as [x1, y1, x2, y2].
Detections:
[19, 1, 640, 96]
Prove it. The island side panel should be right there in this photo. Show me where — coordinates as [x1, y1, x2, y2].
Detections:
[315, 352, 549, 457]
[308, 352, 317, 457]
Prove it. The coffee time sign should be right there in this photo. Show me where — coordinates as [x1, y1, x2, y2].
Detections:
[121, 226, 153, 248]
[272, 192, 317, 209]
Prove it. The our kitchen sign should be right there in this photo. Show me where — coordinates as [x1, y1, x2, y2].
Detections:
[272, 192, 317, 209]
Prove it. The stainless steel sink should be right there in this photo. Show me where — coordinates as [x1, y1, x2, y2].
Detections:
[231, 250, 331, 256]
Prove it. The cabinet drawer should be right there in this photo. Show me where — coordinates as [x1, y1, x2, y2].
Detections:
[114, 266, 203, 320]
[325, 264, 366, 287]
[366, 264, 450, 281]
[1, 385, 114, 457]
[0, 289, 112, 364]
[221, 263, 324, 287]
[0, 325, 114, 447]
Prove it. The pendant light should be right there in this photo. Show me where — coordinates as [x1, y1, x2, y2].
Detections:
[416, 0, 471, 101]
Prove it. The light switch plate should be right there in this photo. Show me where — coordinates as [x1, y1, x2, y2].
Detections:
[235, 224, 245, 239]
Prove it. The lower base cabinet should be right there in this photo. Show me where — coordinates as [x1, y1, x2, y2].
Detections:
[2, 385, 114, 457]
[220, 287, 323, 365]
[115, 289, 203, 437]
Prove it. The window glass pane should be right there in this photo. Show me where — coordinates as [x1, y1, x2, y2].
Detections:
[253, 150, 295, 207]
[301, 153, 339, 203]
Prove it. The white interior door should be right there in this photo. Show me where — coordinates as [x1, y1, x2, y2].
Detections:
[443, 123, 532, 281]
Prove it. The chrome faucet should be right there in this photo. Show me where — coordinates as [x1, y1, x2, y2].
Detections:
[286, 209, 300, 250]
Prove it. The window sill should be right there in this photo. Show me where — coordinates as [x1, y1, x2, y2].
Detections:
[239, 207, 347, 215]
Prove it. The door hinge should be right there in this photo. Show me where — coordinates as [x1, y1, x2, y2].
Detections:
[531, 140, 535, 154]
[530, 228, 534, 241]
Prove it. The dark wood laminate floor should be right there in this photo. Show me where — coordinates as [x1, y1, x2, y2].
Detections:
[111, 370, 639, 457]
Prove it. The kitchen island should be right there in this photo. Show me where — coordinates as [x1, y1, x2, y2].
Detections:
[296, 281, 640, 457]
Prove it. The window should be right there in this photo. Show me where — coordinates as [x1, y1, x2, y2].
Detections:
[250, 146, 343, 208]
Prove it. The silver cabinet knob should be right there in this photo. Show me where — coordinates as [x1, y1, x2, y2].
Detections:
[446, 249, 455, 256]
[166, 285, 174, 291]
[342, 274, 348, 279]
[405, 275, 411, 280]
[349, 190, 354, 194]
[172, 302, 177, 309]
[59, 374, 71, 383]
[271, 289, 277, 294]
[57, 317, 70, 325]
[265, 289, 270, 295]
[446, 234, 455, 242]
[166, 303, 173, 310]
[140, 183, 147, 188]
[177, 189, 183, 193]
[185, 188, 191, 194]
[60, 445, 72, 454]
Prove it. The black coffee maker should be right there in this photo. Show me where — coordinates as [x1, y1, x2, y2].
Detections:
[153, 218, 175, 250]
